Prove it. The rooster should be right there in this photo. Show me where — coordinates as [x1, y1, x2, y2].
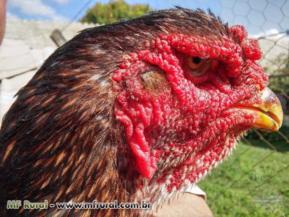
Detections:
[0, 8, 283, 217]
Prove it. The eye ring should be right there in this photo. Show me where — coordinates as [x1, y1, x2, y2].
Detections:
[187, 56, 204, 70]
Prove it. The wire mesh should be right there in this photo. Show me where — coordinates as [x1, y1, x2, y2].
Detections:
[200, 1, 289, 216]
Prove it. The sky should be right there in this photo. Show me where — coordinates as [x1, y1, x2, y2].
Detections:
[7, 0, 289, 35]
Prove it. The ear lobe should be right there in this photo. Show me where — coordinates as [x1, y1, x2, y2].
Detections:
[129, 127, 158, 179]
[116, 113, 158, 179]
[114, 91, 160, 179]
[141, 69, 170, 95]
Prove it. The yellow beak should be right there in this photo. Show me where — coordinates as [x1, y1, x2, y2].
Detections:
[237, 88, 283, 132]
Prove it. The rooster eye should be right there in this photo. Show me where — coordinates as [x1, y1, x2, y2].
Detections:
[187, 56, 204, 70]
[186, 56, 211, 78]
[192, 57, 202, 64]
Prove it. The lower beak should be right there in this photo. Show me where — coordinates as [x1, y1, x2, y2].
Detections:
[237, 88, 283, 132]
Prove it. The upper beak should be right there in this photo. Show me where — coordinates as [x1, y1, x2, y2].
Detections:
[238, 87, 283, 132]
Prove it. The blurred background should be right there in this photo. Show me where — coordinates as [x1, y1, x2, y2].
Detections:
[0, 0, 288, 216]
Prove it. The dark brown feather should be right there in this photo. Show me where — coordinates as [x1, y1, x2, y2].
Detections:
[0, 8, 227, 216]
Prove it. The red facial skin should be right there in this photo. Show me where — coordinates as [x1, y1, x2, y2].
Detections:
[113, 25, 268, 192]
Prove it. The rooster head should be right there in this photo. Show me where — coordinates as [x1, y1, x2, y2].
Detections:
[111, 9, 283, 192]
[0, 8, 284, 213]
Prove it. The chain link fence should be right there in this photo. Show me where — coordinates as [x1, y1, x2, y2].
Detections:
[192, 1, 289, 216]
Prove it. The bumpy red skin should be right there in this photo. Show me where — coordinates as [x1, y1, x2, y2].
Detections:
[113, 25, 268, 191]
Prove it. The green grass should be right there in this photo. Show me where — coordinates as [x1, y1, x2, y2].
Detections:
[199, 140, 289, 217]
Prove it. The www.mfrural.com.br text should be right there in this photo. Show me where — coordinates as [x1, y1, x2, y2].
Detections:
[6, 200, 152, 210]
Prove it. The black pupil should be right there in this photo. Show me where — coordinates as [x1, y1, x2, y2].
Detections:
[192, 57, 202, 64]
